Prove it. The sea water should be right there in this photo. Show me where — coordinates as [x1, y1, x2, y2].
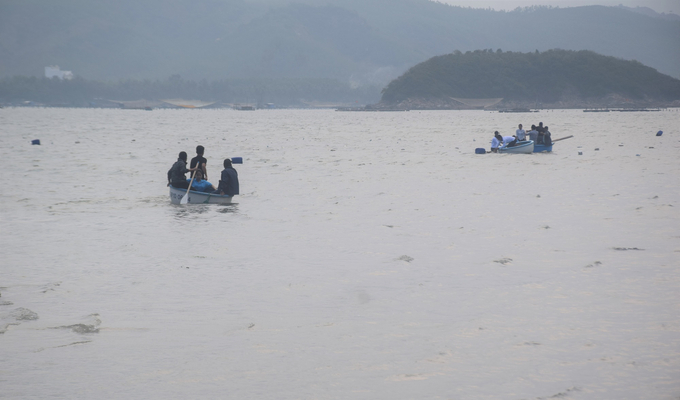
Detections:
[1, 107, 679, 399]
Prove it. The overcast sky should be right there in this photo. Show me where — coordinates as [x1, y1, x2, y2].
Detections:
[437, 0, 680, 14]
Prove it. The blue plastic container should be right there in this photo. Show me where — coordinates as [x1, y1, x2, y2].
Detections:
[231, 157, 243, 164]
[475, 148, 486, 154]
[31, 139, 40, 145]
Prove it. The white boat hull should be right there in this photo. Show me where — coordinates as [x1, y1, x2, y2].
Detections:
[499, 140, 534, 154]
[169, 186, 233, 204]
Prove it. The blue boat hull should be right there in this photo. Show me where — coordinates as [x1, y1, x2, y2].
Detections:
[533, 143, 553, 152]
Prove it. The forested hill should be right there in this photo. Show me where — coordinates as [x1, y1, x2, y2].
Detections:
[1, 0, 679, 86]
[378, 50, 680, 109]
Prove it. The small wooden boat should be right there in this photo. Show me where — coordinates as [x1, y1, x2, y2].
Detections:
[499, 140, 534, 154]
[169, 186, 233, 205]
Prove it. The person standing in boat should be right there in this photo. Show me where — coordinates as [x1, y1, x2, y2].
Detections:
[491, 131, 503, 153]
[214, 158, 240, 196]
[188, 169, 216, 193]
[543, 125, 552, 145]
[528, 125, 539, 142]
[190, 145, 208, 180]
[536, 122, 546, 144]
[168, 151, 198, 189]
[515, 124, 526, 141]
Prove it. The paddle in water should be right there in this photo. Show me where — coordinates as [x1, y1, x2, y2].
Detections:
[180, 167, 199, 205]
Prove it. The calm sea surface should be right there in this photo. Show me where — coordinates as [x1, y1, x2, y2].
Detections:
[1, 107, 679, 399]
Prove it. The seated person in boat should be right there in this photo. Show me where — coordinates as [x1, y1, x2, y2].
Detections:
[187, 169, 216, 192]
[490, 131, 503, 152]
[528, 125, 539, 142]
[213, 158, 240, 196]
[515, 124, 527, 141]
[167, 151, 198, 189]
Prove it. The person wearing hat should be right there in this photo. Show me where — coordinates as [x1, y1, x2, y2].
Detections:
[214, 158, 240, 196]
[167, 151, 198, 189]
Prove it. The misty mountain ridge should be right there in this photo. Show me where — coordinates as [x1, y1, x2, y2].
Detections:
[1, 0, 678, 87]
[617, 5, 680, 21]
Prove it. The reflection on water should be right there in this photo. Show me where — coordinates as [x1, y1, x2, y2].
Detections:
[170, 203, 239, 219]
[171, 204, 212, 218]
[217, 204, 239, 214]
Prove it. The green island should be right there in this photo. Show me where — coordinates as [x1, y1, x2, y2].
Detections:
[376, 49, 680, 110]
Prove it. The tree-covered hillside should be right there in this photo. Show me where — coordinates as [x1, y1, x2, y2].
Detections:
[379, 49, 680, 109]
[1, 0, 678, 85]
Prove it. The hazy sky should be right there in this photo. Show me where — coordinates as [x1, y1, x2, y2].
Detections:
[438, 0, 680, 14]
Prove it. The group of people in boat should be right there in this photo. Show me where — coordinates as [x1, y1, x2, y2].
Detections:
[490, 122, 552, 153]
[167, 145, 239, 196]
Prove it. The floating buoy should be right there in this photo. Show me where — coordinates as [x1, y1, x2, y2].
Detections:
[656, 130, 663, 136]
[231, 157, 243, 164]
[475, 148, 486, 154]
[31, 139, 40, 145]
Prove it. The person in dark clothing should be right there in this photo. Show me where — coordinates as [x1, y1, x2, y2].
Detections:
[190, 145, 208, 180]
[536, 122, 546, 144]
[543, 125, 552, 145]
[167, 151, 197, 189]
[214, 158, 239, 196]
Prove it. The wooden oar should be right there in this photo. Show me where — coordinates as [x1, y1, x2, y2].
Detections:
[551, 135, 574, 142]
[180, 167, 198, 205]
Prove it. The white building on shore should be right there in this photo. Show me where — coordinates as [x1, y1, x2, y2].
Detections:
[45, 66, 73, 80]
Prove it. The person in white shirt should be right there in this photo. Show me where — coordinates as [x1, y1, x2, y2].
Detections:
[491, 131, 503, 152]
[515, 124, 526, 141]
[501, 135, 518, 148]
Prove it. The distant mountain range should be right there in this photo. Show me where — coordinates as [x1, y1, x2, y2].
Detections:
[1, 0, 679, 87]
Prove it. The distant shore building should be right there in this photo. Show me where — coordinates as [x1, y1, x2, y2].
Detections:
[45, 66, 73, 80]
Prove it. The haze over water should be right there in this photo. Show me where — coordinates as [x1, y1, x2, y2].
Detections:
[1, 107, 679, 399]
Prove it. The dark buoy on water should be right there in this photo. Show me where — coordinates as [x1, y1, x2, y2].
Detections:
[475, 148, 486, 154]
[31, 139, 40, 145]
[656, 130, 663, 136]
